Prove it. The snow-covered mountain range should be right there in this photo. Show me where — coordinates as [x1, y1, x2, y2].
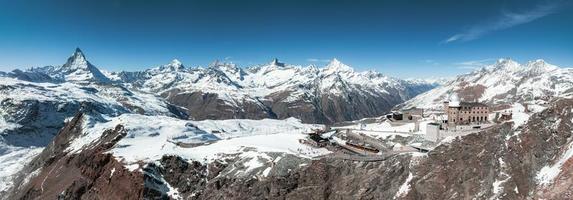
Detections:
[108, 57, 437, 123]
[5, 48, 438, 124]
[0, 48, 437, 195]
[401, 58, 573, 110]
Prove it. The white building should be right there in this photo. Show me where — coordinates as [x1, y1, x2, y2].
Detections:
[424, 122, 441, 142]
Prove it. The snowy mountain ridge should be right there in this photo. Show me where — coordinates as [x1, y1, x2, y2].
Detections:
[113, 57, 425, 97]
[1, 48, 436, 124]
[100, 54, 438, 123]
[401, 58, 573, 110]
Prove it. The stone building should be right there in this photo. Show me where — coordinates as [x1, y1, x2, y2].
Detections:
[443, 100, 489, 126]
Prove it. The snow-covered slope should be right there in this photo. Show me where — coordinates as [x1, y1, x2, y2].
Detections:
[401, 59, 573, 110]
[72, 114, 327, 166]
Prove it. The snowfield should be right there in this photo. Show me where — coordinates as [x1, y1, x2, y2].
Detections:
[71, 114, 330, 171]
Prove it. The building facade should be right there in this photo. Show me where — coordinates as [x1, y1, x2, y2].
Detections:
[443, 101, 489, 125]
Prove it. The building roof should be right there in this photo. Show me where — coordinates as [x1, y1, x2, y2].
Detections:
[459, 102, 488, 107]
[448, 101, 488, 108]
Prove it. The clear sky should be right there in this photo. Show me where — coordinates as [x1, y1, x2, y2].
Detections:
[0, 0, 572, 78]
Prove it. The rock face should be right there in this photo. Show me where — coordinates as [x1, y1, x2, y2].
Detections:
[7, 98, 573, 199]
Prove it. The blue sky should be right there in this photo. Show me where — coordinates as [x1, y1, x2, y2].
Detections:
[0, 0, 572, 78]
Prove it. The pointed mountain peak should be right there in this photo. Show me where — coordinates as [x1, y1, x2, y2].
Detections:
[170, 59, 182, 66]
[167, 59, 184, 70]
[69, 48, 87, 62]
[149, 59, 186, 73]
[269, 58, 285, 67]
[159, 59, 185, 71]
[330, 58, 342, 65]
[64, 48, 90, 70]
[324, 58, 353, 72]
[58, 48, 110, 83]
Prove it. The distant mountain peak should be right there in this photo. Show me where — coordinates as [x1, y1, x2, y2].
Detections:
[58, 48, 110, 83]
[170, 59, 182, 66]
[167, 59, 184, 70]
[525, 59, 558, 74]
[152, 59, 185, 73]
[269, 58, 285, 67]
[491, 58, 522, 72]
[324, 58, 353, 73]
[64, 48, 89, 70]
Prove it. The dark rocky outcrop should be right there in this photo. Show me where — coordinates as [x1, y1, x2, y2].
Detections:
[162, 90, 276, 121]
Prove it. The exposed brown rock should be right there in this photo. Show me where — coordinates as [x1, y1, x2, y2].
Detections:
[163, 87, 405, 124]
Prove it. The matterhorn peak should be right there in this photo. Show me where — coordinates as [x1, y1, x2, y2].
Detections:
[55, 48, 110, 83]
[74, 47, 84, 55]
[64, 48, 89, 69]
[324, 58, 353, 73]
